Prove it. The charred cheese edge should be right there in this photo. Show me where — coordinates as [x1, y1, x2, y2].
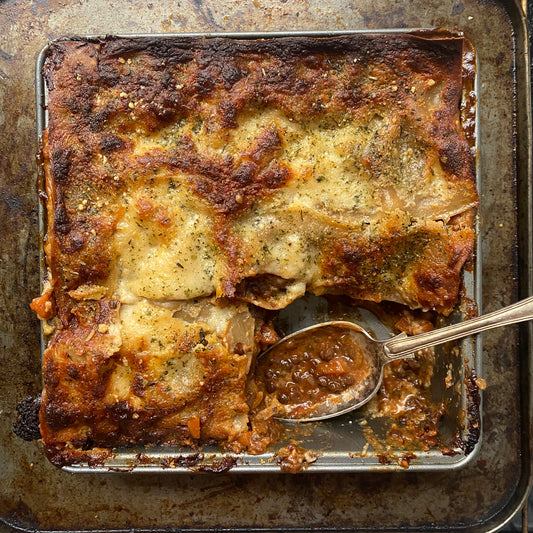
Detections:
[34, 34, 478, 466]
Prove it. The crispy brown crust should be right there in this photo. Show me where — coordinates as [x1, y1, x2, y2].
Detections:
[39, 298, 256, 463]
[37, 33, 478, 467]
[316, 221, 475, 314]
[42, 34, 476, 306]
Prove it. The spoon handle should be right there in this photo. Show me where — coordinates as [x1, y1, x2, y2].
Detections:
[384, 295, 533, 359]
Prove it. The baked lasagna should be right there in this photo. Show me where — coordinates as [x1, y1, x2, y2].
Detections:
[33, 33, 478, 467]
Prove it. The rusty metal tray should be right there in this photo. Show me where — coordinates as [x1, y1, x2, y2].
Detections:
[0, 0, 531, 531]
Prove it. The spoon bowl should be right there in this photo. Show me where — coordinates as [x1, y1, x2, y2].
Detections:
[256, 322, 410, 421]
[257, 295, 533, 422]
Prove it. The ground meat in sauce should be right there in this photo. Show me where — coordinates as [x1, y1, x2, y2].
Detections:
[257, 326, 370, 414]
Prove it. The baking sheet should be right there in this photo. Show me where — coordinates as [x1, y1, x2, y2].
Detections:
[0, 0, 531, 530]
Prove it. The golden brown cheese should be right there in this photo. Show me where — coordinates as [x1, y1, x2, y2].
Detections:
[35, 34, 478, 466]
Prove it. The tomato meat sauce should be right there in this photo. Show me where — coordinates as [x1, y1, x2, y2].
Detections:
[257, 326, 371, 413]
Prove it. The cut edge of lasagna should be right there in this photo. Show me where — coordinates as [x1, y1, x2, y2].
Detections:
[32, 32, 478, 467]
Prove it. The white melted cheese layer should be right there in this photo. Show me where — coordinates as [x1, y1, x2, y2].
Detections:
[113, 106, 477, 306]
[106, 298, 255, 405]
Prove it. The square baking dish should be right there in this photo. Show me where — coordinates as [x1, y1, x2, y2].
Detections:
[34, 29, 483, 474]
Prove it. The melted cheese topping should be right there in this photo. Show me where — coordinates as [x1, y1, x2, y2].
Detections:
[115, 182, 217, 301]
[114, 104, 476, 309]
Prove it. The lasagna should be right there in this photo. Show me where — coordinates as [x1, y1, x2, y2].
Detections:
[33, 33, 478, 467]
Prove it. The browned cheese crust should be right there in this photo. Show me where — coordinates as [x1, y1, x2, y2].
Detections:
[34, 34, 478, 466]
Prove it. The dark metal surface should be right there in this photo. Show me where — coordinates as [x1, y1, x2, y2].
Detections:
[0, 0, 531, 531]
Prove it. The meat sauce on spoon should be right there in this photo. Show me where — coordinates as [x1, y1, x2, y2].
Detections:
[256, 296, 533, 421]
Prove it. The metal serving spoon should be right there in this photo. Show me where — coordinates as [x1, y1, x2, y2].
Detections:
[258, 295, 533, 422]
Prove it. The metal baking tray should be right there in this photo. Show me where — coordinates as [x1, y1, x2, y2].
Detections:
[35, 29, 482, 474]
[0, 0, 530, 531]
